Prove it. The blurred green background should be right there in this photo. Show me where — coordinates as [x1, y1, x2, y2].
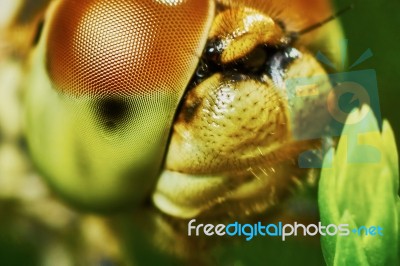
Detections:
[334, 0, 400, 160]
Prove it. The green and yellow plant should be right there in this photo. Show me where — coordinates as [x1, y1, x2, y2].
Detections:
[319, 105, 400, 265]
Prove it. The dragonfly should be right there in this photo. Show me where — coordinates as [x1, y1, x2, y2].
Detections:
[0, 0, 344, 264]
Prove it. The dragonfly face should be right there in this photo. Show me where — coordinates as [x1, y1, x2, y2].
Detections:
[23, 0, 343, 216]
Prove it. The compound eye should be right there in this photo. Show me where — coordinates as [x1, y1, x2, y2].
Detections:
[46, 0, 214, 97]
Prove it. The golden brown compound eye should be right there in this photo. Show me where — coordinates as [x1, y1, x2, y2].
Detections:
[46, 0, 214, 97]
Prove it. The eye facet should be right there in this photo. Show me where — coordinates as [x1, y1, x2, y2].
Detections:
[95, 98, 131, 130]
[46, 0, 214, 97]
[24, 0, 215, 210]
